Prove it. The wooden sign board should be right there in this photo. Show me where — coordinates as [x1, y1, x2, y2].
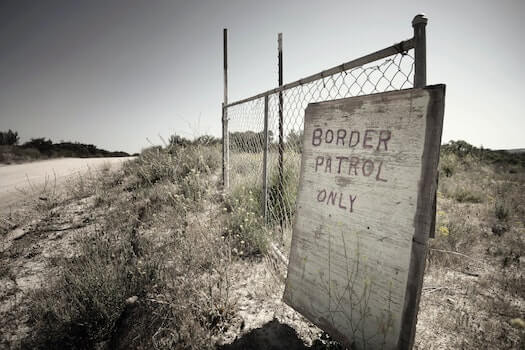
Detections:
[284, 85, 445, 350]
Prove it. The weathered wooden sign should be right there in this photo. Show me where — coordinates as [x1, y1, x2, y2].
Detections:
[284, 85, 445, 350]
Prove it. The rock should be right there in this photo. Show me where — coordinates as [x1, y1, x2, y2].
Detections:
[510, 318, 525, 329]
[11, 228, 26, 240]
[125, 295, 138, 305]
[1, 227, 27, 252]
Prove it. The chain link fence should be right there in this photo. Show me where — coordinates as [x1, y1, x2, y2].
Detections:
[225, 40, 416, 249]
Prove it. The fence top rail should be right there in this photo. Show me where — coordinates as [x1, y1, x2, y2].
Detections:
[224, 37, 415, 109]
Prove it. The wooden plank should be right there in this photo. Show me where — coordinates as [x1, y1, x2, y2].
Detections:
[398, 85, 444, 349]
[283, 85, 445, 350]
[224, 38, 415, 109]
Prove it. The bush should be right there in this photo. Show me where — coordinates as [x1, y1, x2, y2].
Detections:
[0, 145, 42, 164]
[494, 202, 510, 221]
[453, 187, 483, 203]
[439, 153, 458, 177]
[225, 185, 269, 256]
[128, 144, 220, 188]
[24, 229, 159, 349]
[127, 147, 177, 186]
[0, 129, 19, 145]
[428, 208, 475, 268]
[441, 140, 525, 167]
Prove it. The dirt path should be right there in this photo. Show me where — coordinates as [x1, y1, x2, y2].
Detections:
[0, 157, 133, 214]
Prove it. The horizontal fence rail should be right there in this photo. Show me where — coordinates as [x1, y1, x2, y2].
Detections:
[225, 38, 414, 109]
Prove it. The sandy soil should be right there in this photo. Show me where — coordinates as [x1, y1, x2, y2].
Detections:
[1, 155, 522, 349]
[0, 157, 133, 214]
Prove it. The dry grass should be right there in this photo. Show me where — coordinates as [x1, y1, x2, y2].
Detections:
[227, 145, 525, 349]
[418, 148, 525, 349]
[1, 141, 524, 349]
[1, 144, 242, 349]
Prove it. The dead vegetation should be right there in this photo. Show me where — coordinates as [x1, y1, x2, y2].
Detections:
[417, 143, 525, 349]
[0, 140, 524, 349]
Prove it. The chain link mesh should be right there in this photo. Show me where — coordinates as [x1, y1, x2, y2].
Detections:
[227, 51, 414, 247]
[226, 97, 266, 190]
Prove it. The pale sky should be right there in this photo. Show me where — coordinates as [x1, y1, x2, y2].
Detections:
[0, 0, 523, 153]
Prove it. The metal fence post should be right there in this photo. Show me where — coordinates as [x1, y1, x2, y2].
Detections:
[263, 95, 269, 224]
[223, 28, 229, 189]
[412, 14, 427, 88]
[278, 33, 284, 228]
[413, 14, 435, 240]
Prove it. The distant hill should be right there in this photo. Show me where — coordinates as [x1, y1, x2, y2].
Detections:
[442, 140, 525, 167]
[504, 148, 525, 154]
[20, 138, 129, 158]
[0, 137, 129, 165]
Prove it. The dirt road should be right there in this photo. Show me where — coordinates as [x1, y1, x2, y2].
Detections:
[0, 157, 133, 214]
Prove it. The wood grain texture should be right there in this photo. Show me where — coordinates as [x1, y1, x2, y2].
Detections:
[283, 85, 445, 350]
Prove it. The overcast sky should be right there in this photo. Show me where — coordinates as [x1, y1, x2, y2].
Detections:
[0, 0, 523, 153]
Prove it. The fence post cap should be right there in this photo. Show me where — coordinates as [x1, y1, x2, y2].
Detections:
[412, 14, 428, 27]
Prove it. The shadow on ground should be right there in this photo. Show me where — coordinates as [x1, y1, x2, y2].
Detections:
[218, 319, 343, 350]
